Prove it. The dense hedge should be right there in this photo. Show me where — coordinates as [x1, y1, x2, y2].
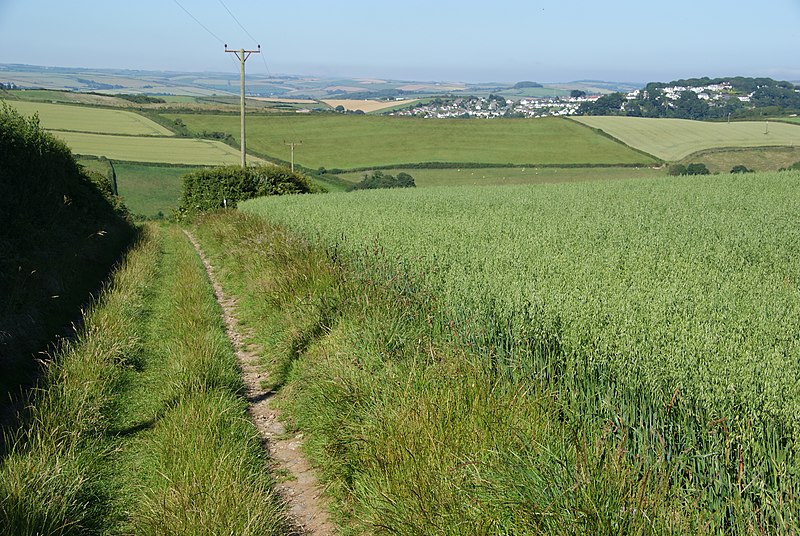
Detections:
[0, 104, 134, 398]
[177, 164, 313, 217]
[348, 170, 416, 191]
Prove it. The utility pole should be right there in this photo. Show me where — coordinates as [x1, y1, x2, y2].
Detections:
[284, 140, 302, 172]
[225, 44, 260, 167]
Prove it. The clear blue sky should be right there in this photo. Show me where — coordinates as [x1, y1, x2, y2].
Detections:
[0, 0, 798, 83]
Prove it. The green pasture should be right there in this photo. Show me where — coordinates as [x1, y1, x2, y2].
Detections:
[7, 100, 174, 136]
[75, 158, 190, 217]
[114, 163, 195, 217]
[337, 165, 666, 187]
[50, 130, 251, 165]
[163, 113, 657, 170]
[572, 115, 800, 161]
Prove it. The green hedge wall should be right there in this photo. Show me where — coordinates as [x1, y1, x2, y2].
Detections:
[178, 165, 313, 217]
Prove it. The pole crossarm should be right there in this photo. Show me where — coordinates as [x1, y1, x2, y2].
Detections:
[225, 44, 261, 167]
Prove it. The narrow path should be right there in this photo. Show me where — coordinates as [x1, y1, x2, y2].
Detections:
[184, 230, 335, 536]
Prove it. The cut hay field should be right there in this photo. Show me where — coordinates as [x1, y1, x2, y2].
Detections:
[337, 165, 666, 187]
[572, 115, 800, 161]
[7, 100, 174, 136]
[321, 99, 420, 113]
[679, 146, 800, 173]
[51, 130, 252, 165]
[163, 114, 658, 170]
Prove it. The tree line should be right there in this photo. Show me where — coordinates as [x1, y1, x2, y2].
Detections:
[578, 77, 800, 119]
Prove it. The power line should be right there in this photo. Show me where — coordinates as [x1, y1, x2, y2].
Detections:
[172, 0, 226, 45]
[215, 0, 273, 78]
[217, 0, 259, 45]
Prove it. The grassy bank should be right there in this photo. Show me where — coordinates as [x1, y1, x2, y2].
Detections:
[1, 224, 288, 535]
[192, 211, 693, 534]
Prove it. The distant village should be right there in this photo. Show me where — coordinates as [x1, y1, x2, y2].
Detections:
[388, 81, 765, 119]
[388, 94, 597, 119]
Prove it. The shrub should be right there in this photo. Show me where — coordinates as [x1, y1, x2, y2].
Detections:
[730, 165, 753, 174]
[177, 164, 313, 217]
[686, 163, 710, 175]
[667, 164, 687, 176]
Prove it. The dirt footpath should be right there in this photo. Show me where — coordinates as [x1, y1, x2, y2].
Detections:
[184, 230, 335, 535]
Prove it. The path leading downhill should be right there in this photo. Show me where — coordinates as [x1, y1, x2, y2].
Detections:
[184, 230, 335, 536]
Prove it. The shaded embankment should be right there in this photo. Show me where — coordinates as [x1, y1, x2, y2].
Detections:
[1, 225, 290, 535]
[0, 104, 134, 406]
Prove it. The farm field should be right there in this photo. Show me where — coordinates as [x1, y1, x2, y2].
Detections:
[162, 113, 659, 170]
[241, 170, 800, 526]
[321, 99, 420, 113]
[679, 146, 800, 173]
[50, 130, 252, 165]
[113, 163, 195, 217]
[572, 115, 800, 161]
[337, 165, 666, 187]
[6, 100, 174, 135]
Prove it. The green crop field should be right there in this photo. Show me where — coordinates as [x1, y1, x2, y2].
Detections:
[7, 100, 174, 136]
[50, 130, 252, 165]
[241, 170, 800, 523]
[163, 114, 658, 169]
[572, 115, 800, 161]
[337, 165, 666, 187]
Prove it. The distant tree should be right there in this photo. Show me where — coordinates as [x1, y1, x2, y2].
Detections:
[674, 91, 710, 120]
[513, 81, 543, 89]
[730, 165, 753, 174]
[578, 92, 626, 115]
[570, 90, 587, 98]
[395, 172, 415, 187]
[668, 164, 687, 176]
[349, 171, 416, 191]
[334, 105, 345, 112]
[686, 163, 710, 175]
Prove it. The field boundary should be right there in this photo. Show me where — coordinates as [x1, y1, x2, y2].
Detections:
[680, 144, 800, 162]
[325, 160, 662, 174]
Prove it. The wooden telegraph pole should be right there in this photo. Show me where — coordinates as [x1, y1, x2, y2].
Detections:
[284, 140, 303, 172]
[225, 44, 260, 167]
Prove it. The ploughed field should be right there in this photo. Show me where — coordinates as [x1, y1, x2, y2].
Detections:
[241, 170, 800, 516]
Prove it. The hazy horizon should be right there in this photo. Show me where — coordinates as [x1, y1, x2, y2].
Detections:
[1, 0, 799, 85]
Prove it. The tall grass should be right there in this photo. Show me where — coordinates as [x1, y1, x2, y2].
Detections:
[1, 225, 289, 535]
[0, 226, 158, 534]
[193, 211, 692, 534]
[115, 226, 287, 535]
